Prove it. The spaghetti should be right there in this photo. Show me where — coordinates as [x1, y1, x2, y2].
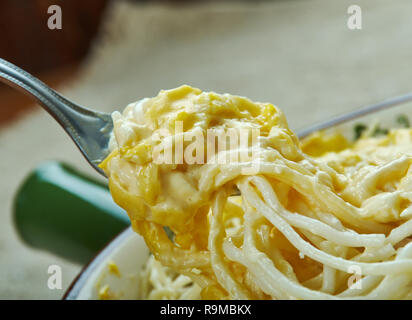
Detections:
[101, 85, 412, 299]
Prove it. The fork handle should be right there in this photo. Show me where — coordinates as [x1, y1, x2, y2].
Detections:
[0, 58, 111, 175]
[0, 58, 93, 129]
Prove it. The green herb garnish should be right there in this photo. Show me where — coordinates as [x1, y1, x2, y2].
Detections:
[163, 226, 175, 242]
[371, 125, 389, 137]
[354, 123, 367, 140]
[396, 114, 410, 128]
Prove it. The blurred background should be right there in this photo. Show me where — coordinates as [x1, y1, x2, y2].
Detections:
[1, 0, 412, 299]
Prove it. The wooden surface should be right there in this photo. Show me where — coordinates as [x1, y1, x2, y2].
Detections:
[0, 0, 109, 127]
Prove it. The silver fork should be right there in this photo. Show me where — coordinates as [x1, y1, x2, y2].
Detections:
[0, 58, 112, 176]
[2, 57, 412, 177]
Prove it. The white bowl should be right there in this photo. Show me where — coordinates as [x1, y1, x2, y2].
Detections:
[64, 228, 148, 300]
[64, 97, 412, 300]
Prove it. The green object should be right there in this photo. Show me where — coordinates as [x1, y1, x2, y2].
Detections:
[397, 114, 410, 128]
[354, 123, 367, 140]
[13, 161, 130, 264]
[371, 124, 389, 137]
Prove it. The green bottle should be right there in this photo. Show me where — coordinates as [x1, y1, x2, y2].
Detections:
[13, 161, 130, 264]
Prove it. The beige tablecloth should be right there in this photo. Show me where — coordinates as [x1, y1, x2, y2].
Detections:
[1, 0, 412, 299]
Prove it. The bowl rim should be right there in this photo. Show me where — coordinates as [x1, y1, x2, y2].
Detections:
[63, 227, 133, 300]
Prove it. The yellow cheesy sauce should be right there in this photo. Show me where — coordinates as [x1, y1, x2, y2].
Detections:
[100, 85, 412, 299]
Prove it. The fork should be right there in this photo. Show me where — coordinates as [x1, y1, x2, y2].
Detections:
[0, 58, 112, 176]
[1, 57, 412, 177]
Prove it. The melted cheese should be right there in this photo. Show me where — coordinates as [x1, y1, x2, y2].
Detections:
[101, 85, 412, 300]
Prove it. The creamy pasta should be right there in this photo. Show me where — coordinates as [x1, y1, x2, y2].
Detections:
[100, 85, 412, 299]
